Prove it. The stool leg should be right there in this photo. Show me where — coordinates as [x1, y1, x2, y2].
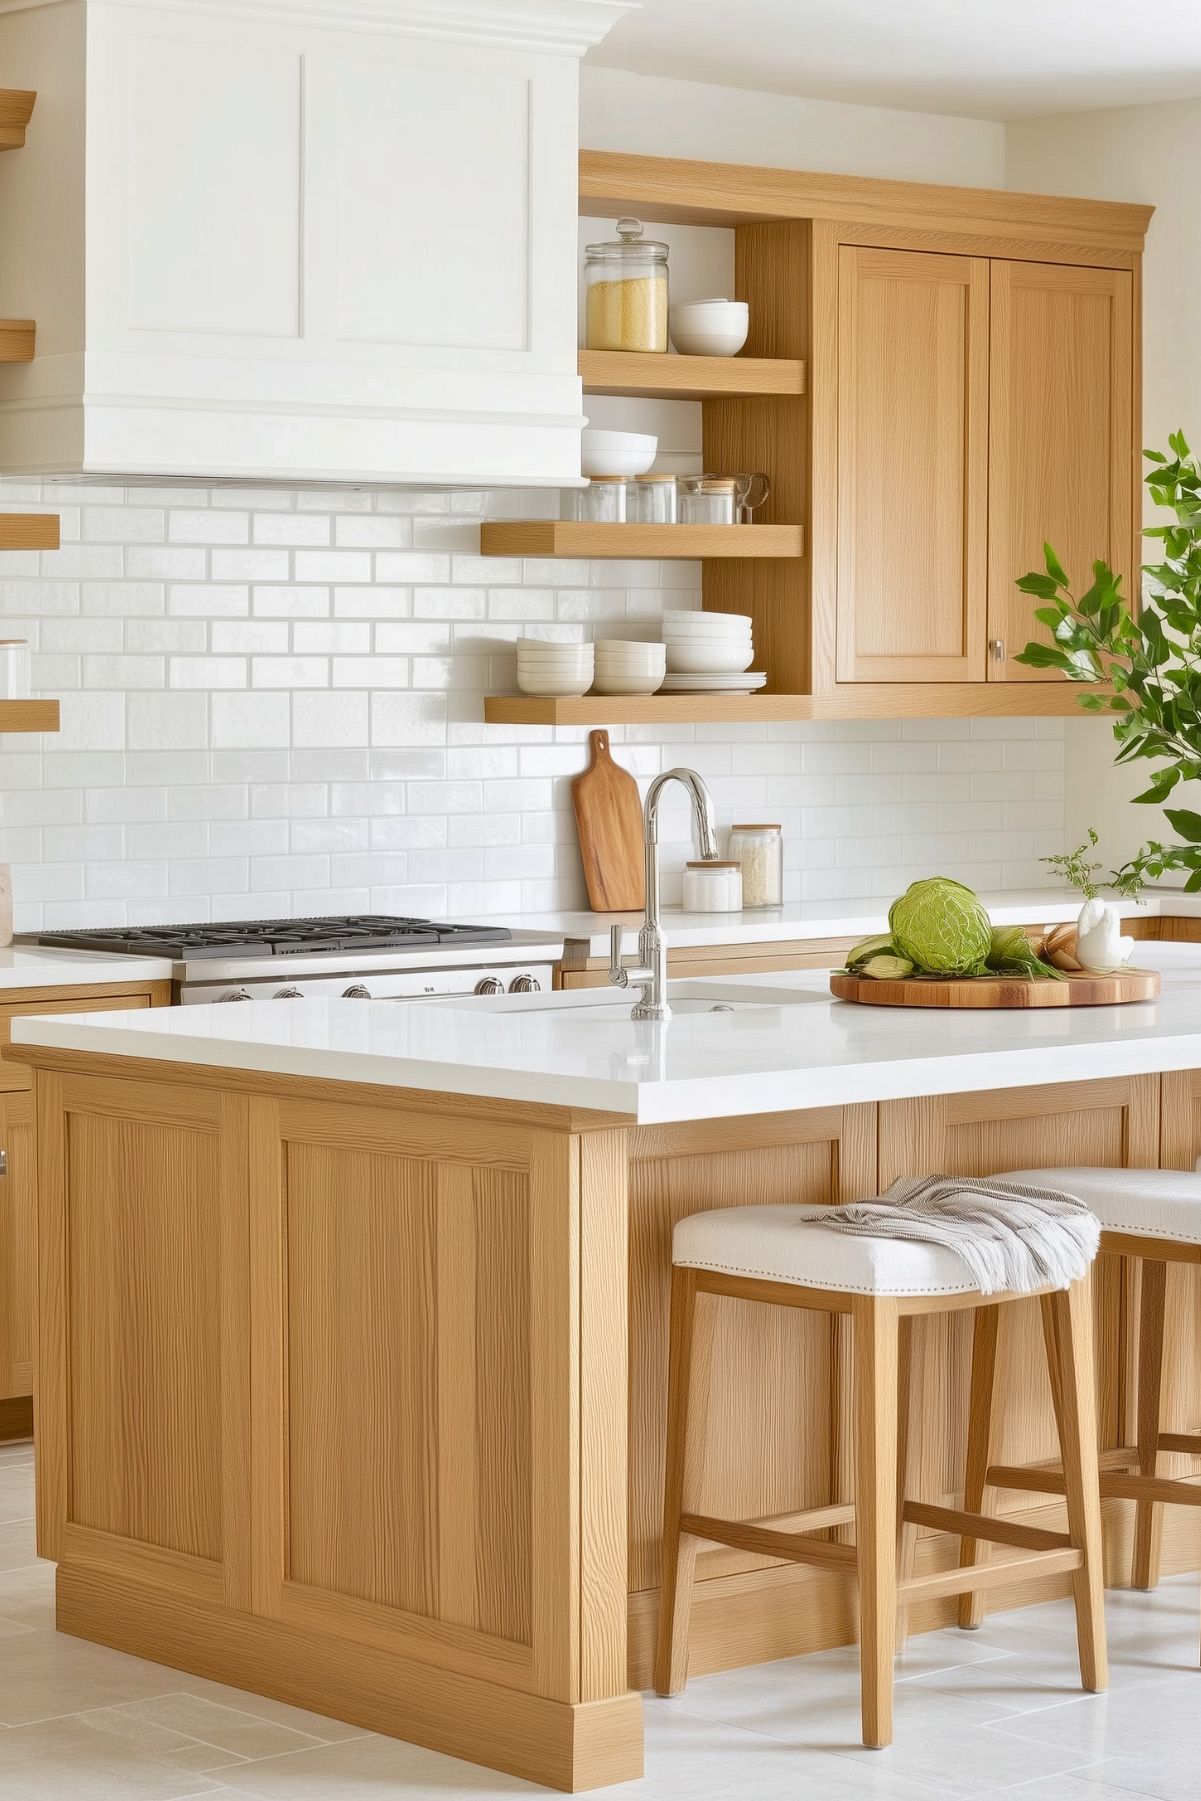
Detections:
[957, 1304, 1000, 1630]
[895, 1315, 924, 1651]
[655, 1266, 715, 1697]
[1050, 1278, 1108, 1694]
[1132, 1258, 1167, 1592]
[853, 1295, 899, 1749]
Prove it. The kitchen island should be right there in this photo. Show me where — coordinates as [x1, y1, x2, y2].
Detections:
[15, 944, 1201, 1791]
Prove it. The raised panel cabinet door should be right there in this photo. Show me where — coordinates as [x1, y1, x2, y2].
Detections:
[836, 246, 989, 683]
[0, 1090, 34, 1400]
[988, 260, 1134, 681]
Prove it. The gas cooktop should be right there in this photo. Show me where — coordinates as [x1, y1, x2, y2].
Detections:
[36, 915, 514, 960]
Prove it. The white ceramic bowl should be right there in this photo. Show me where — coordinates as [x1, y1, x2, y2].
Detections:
[596, 659, 666, 676]
[517, 646, 593, 662]
[594, 638, 665, 656]
[669, 300, 749, 358]
[516, 670, 594, 696]
[663, 621, 752, 639]
[595, 647, 666, 669]
[580, 429, 657, 479]
[665, 642, 755, 675]
[592, 670, 665, 695]
[661, 609, 752, 628]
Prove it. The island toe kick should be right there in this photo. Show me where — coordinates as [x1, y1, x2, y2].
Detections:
[23, 1048, 1201, 1790]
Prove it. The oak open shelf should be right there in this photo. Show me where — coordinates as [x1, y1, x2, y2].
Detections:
[0, 699, 59, 734]
[579, 349, 806, 400]
[484, 684, 1095, 726]
[0, 91, 35, 152]
[0, 320, 34, 363]
[480, 522, 802, 559]
[0, 514, 59, 550]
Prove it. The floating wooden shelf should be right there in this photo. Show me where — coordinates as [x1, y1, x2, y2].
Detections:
[0, 320, 34, 363]
[579, 349, 806, 400]
[484, 683, 1098, 726]
[480, 522, 802, 560]
[0, 91, 35, 153]
[0, 514, 59, 551]
[0, 699, 59, 734]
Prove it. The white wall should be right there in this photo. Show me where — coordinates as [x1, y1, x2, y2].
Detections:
[1007, 104, 1187, 878]
[0, 67, 1059, 932]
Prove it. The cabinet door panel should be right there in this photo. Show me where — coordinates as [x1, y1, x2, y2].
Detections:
[988, 260, 1134, 680]
[0, 1091, 34, 1400]
[836, 247, 988, 683]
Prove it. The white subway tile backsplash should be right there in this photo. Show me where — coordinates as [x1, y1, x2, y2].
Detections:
[0, 476, 1066, 928]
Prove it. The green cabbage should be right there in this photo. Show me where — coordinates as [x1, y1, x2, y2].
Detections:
[986, 925, 1065, 981]
[845, 932, 896, 970]
[858, 953, 915, 980]
[888, 878, 993, 976]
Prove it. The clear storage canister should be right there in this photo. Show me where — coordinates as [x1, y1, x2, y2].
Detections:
[728, 823, 783, 908]
[564, 476, 627, 524]
[628, 474, 677, 524]
[678, 475, 737, 525]
[584, 219, 669, 352]
[682, 860, 743, 912]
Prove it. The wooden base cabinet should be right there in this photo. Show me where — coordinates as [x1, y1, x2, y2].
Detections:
[0, 1089, 33, 1400]
[22, 1046, 1201, 1788]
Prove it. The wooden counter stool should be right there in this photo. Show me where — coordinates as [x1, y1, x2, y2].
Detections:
[655, 1203, 1108, 1749]
[973, 1167, 1201, 1645]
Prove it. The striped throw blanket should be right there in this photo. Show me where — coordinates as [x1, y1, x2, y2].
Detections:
[808, 1173, 1100, 1295]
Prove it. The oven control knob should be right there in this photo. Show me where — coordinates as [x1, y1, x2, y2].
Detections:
[219, 988, 253, 1002]
[342, 984, 372, 999]
[509, 974, 541, 993]
[274, 986, 303, 1000]
[474, 976, 505, 995]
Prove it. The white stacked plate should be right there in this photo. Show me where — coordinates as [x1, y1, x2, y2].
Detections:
[661, 671, 768, 693]
[516, 638, 594, 697]
[661, 609, 754, 675]
[593, 638, 666, 696]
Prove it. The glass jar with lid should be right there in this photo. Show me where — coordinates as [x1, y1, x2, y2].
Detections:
[562, 476, 627, 524]
[681, 860, 743, 912]
[678, 475, 738, 526]
[584, 219, 669, 353]
[728, 823, 783, 908]
[628, 474, 677, 525]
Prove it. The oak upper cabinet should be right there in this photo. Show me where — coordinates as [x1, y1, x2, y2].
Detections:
[988, 261, 1135, 681]
[0, 0, 627, 486]
[836, 247, 989, 683]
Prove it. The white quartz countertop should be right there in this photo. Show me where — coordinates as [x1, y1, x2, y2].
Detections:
[13, 942, 1201, 1126]
[0, 944, 175, 991]
[517, 888, 1201, 957]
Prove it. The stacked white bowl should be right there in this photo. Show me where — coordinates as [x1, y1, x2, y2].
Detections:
[516, 637, 594, 697]
[593, 639, 666, 696]
[661, 609, 754, 675]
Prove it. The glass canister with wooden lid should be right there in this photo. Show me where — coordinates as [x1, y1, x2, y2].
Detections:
[584, 219, 670, 353]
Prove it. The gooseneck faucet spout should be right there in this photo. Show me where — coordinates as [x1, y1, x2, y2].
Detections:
[608, 767, 718, 1022]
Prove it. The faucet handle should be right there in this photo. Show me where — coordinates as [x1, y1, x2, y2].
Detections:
[608, 923, 628, 988]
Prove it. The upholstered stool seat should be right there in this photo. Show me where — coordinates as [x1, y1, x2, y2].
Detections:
[674, 1203, 982, 1295]
[657, 1195, 1108, 1752]
[963, 1166, 1201, 1645]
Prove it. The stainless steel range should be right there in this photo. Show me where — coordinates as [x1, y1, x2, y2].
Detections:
[34, 916, 560, 1005]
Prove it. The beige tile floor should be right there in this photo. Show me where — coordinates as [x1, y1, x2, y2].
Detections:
[0, 1435, 1198, 1799]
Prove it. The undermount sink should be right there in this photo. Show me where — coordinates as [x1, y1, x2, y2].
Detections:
[437, 980, 829, 1017]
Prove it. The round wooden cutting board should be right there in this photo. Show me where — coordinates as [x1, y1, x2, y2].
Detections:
[830, 967, 1161, 1009]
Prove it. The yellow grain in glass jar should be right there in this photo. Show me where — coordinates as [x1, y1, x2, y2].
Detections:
[584, 218, 669, 353]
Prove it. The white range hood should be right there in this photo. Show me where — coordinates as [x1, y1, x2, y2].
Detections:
[0, 0, 632, 485]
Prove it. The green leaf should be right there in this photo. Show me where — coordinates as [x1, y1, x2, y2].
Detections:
[1016, 573, 1062, 598]
[1043, 542, 1069, 586]
[1015, 641, 1070, 670]
[1164, 807, 1201, 843]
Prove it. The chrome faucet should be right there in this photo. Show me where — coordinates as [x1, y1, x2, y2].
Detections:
[608, 767, 719, 1022]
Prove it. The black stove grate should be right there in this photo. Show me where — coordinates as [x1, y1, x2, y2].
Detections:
[35, 915, 514, 959]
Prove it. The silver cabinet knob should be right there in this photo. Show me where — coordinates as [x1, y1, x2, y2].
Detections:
[509, 973, 541, 993]
[274, 986, 303, 1000]
[0, 1149, 7, 1177]
[219, 988, 252, 1002]
[474, 976, 505, 995]
[341, 984, 371, 999]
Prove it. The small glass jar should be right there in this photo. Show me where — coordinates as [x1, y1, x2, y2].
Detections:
[678, 475, 737, 525]
[681, 860, 743, 913]
[728, 824, 782, 908]
[627, 474, 677, 525]
[564, 477, 626, 524]
[584, 219, 669, 353]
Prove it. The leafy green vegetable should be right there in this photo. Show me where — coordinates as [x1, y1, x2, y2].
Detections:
[985, 926, 1064, 981]
[857, 953, 915, 981]
[845, 933, 897, 969]
[888, 877, 994, 976]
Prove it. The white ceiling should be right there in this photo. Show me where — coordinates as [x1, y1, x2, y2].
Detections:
[589, 0, 1201, 122]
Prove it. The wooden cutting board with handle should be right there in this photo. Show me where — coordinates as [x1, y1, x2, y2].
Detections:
[572, 729, 645, 912]
[829, 967, 1160, 1008]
